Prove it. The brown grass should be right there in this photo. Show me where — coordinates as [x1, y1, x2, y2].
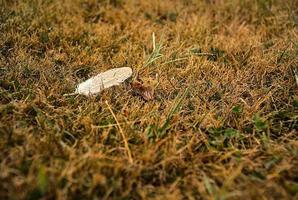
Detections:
[0, 0, 298, 199]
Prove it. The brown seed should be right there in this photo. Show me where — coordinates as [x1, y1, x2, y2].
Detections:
[131, 81, 154, 101]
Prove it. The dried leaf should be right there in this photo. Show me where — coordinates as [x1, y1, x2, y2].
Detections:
[131, 81, 154, 101]
[72, 67, 132, 96]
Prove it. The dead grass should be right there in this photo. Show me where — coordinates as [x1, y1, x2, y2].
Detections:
[0, 0, 298, 199]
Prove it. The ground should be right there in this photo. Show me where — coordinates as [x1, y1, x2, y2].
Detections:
[0, 0, 298, 199]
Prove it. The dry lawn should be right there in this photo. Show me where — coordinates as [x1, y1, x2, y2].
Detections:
[1, 0, 298, 199]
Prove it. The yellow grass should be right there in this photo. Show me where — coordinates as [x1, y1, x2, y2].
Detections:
[0, 0, 298, 199]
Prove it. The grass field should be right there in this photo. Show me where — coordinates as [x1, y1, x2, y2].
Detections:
[1, 0, 298, 199]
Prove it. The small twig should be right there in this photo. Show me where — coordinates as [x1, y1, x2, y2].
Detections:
[63, 92, 78, 97]
[105, 100, 133, 164]
[190, 52, 216, 57]
[293, 68, 298, 87]
[152, 32, 156, 51]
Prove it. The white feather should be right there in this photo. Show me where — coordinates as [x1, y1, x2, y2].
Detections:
[75, 67, 132, 96]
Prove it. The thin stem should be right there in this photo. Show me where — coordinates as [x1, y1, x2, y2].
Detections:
[105, 100, 133, 164]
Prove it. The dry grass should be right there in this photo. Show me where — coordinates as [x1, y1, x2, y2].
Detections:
[0, 0, 298, 199]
